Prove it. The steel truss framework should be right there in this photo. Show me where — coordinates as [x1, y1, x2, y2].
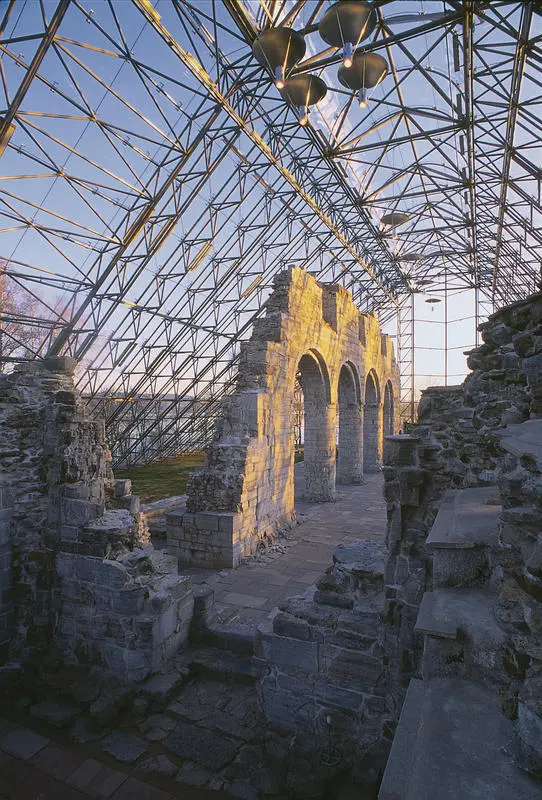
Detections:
[0, 0, 540, 464]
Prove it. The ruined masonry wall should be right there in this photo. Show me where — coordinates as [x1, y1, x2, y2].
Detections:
[168, 268, 400, 568]
[0, 358, 193, 681]
[382, 290, 542, 778]
[0, 479, 12, 658]
[255, 540, 389, 796]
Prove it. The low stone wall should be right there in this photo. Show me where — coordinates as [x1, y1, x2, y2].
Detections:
[56, 541, 193, 682]
[255, 541, 389, 795]
[0, 358, 194, 682]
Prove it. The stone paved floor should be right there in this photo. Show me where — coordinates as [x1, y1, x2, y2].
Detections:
[0, 471, 386, 799]
[180, 469, 386, 627]
[0, 711, 233, 799]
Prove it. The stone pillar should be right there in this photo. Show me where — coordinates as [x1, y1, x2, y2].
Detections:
[363, 401, 380, 473]
[304, 402, 336, 501]
[337, 402, 363, 485]
[377, 401, 384, 468]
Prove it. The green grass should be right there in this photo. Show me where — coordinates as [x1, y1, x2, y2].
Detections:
[115, 451, 206, 503]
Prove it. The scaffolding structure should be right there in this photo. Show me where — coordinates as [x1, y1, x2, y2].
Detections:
[0, 1, 540, 464]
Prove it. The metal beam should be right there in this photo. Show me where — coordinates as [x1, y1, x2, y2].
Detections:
[0, 0, 70, 142]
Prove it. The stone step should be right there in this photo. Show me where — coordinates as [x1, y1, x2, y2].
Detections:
[498, 418, 542, 470]
[414, 591, 458, 639]
[188, 648, 256, 684]
[414, 588, 506, 681]
[427, 488, 501, 588]
[201, 621, 255, 656]
[378, 677, 541, 800]
[427, 487, 501, 549]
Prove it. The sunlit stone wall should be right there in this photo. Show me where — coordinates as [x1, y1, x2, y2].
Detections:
[167, 268, 400, 568]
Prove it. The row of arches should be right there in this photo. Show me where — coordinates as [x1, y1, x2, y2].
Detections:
[296, 352, 394, 502]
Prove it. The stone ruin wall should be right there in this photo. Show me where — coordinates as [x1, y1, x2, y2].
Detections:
[249, 290, 542, 793]
[0, 357, 193, 682]
[382, 290, 542, 778]
[167, 267, 400, 569]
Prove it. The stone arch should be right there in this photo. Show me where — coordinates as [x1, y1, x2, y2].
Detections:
[297, 350, 335, 502]
[383, 380, 394, 438]
[177, 269, 400, 568]
[337, 362, 363, 484]
[363, 369, 381, 473]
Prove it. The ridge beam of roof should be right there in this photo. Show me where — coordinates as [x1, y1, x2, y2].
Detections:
[131, 0, 398, 305]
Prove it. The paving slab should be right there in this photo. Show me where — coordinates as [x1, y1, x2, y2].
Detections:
[379, 678, 541, 800]
[30, 741, 87, 780]
[110, 777, 172, 800]
[101, 731, 149, 763]
[414, 592, 457, 639]
[0, 757, 88, 799]
[166, 720, 239, 770]
[0, 727, 49, 759]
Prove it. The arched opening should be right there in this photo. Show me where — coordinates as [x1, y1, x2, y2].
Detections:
[295, 350, 335, 502]
[337, 363, 362, 484]
[363, 370, 381, 473]
[383, 381, 394, 438]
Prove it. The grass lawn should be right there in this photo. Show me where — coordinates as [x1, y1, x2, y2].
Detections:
[115, 451, 206, 503]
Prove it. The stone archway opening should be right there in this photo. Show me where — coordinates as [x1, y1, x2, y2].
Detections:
[337, 362, 362, 484]
[363, 370, 381, 473]
[383, 380, 394, 437]
[296, 350, 335, 503]
[172, 269, 399, 567]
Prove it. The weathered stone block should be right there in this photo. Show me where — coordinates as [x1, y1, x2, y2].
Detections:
[273, 611, 311, 641]
[319, 644, 382, 690]
[432, 548, 489, 589]
[60, 498, 103, 527]
[56, 553, 128, 587]
[270, 634, 319, 672]
[260, 677, 316, 729]
[195, 512, 220, 531]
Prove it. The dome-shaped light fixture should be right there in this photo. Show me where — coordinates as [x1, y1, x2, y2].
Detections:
[280, 74, 328, 126]
[319, 1, 376, 69]
[337, 51, 388, 109]
[252, 27, 306, 90]
[382, 211, 411, 228]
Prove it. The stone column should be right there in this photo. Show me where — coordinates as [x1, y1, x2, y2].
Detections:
[337, 402, 363, 484]
[304, 401, 336, 501]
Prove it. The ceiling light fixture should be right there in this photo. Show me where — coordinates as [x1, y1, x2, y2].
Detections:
[252, 27, 306, 91]
[319, 2, 377, 72]
[280, 74, 328, 127]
